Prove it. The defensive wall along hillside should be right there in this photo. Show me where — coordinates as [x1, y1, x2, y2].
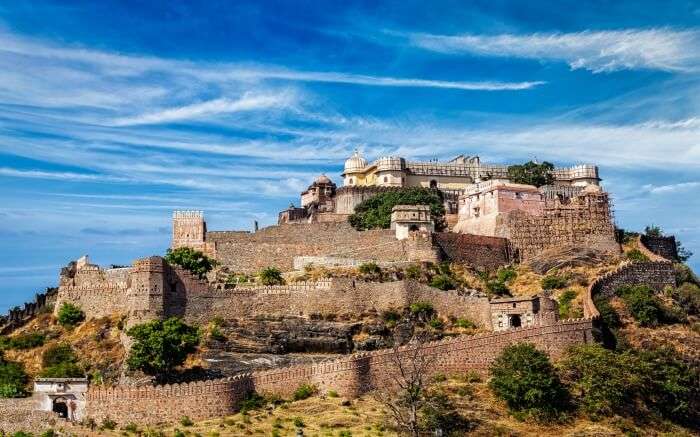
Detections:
[85, 319, 593, 425]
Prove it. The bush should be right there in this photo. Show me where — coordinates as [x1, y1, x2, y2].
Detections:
[489, 343, 569, 420]
[327, 389, 339, 398]
[428, 318, 444, 330]
[429, 274, 455, 291]
[557, 290, 579, 319]
[404, 265, 422, 280]
[455, 318, 476, 329]
[348, 187, 446, 231]
[0, 333, 45, 350]
[238, 393, 266, 413]
[257, 267, 284, 285]
[293, 417, 305, 428]
[57, 302, 85, 328]
[409, 301, 434, 322]
[507, 161, 554, 187]
[496, 266, 517, 283]
[618, 285, 662, 327]
[541, 274, 567, 290]
[164, 247, 217, 278]
[40, 343, 83, 378]
[558, 344, 639, 419]
[674, 282, 700, 315]
[625, 248, 648, 262]
[100, 418, 117, 430]
[486, 279, 510, 296]
[293, 383, 317, 401]
[0, 356, 28, 397]
[358, 262, 381, 276]
[180, 416, 193, 427]
[126, 318, 200, 376]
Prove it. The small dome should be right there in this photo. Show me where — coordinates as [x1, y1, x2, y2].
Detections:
[315, 174, 332, 184]
[344, 151, 368, 173]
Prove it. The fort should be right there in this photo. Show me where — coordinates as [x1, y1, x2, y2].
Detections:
[0, 151, 685, 432]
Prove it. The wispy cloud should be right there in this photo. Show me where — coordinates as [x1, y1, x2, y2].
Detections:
[406, 28, 700, 73]
[643, 181, 700, 194]
[110, 92, 297, 126]
[0, 167, 128, 182]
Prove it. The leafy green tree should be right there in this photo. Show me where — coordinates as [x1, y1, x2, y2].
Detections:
[506, 161, 555, 187]
[57, 302, 85, 328]
[496, 266, 517, 284]
[258, 267, 285, 285]
[126, 318, 200, 376]
[348, 187, 446, 231]
[644, 224, 663, 237]
[558, 344, 640, 419]
[40, 344, 83, 378]
[557, 290, 580, 319]
[618, 285, 662, 327]
[541, 274, 568, 290]
[0, 353, 28, 398]
[489, 343, 569, 420]
[164, 247, 217, 278]
[429, 274, 456, 291]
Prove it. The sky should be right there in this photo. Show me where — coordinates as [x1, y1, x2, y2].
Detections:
[1, 0, 699, 312]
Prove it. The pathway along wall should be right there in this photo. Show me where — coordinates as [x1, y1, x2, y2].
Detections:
[86, 319, 592, 425]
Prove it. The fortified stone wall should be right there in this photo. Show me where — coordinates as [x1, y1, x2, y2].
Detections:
[505, 194, 618, 261]
[589, 261, 676, 299]
[0, 288, 57, 334]
[0, 398, 57, 434]
[172, 278, 493, 328]
[85, 319, 592, 425]
[640, 235, 678, 261]
[433, 233, 513, 270]
[207, 222, 438, 273]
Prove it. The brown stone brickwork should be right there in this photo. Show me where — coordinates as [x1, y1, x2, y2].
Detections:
[0, 398, 58, 434]
[588, 260, 676, 300]
[433, 233, 513, 269]
[639, 235, 678, 261]
[85, 319, 592, 425]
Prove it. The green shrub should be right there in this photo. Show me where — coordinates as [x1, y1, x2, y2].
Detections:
[486, 279, 510, 296]
[409, 301, 434, 321]
[618, 285, 661, 327]
[428, 318, 444, 330]
[0, 333, 45, 350]
[429, 274, 455, 291]
[293, 417, 305, 428]
[593, 295, 620, 329]
[126, 318, 200, 376]
[489, 343, 569, 420]
[507, 161, 555, 187]
[0, 356, 28, 398]
[40, 430, 55, 437]
[358, 262, 381, 275]
[57, 302, 85, 328]
[180, 416, 193, 427]
[327, 389, 338, 398]
[674, 282, 700, 315]
[165, 247, 217, 278]
[381, 310, 401, 323]
[238, 392, 266, 413]
[557, 290, 578, 319]
[40, 344, 83, 378]
[541, 274, 567, 290]
[122, 422, 139, 433]
[625, 249, 648, 262]
[496, 266, 517, 283]
[173, 430, 186, 437]
[348, 187, 446, 231]
[293, 383, 317, 401]
[455, 318, 476, 329]
[558, 344, 639, 419]
[257, 267, 284, 285]
[11, 432, 33, 437]
[100, 418, 117, 430]
[404, 265, 422, 280]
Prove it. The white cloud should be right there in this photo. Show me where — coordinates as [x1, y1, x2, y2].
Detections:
[110, 92, 297, 126]
[643, 181, 700, 194]
[407, 28, 700, 73]
[0, 167, 128, 182]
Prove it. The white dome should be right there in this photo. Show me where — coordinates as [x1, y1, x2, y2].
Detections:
[344, 151, 367, 173]
[315, 174, 332, 184]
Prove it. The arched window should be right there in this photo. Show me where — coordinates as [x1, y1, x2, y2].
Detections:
[383, 176, 388, 183]
[348, 178, 354, 185]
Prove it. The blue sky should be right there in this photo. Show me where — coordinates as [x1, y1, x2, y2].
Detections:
[1, 0, 699, 312]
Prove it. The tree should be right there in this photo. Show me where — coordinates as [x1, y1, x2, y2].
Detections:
[371, 333, 467, 436]
[489, 343, 569, 421]
[57, 303, 85, 328]
[40, 344, 83, 378]
[506, 161, 555, 187]
[618, 285, 662, 327]
[0, 353, 28, 398]
[348, 187, 446, 231]
[257, 267, 285, 285]
[164, 247, 217, 278]
[558, 344, 640, 419]
[126, 318, 200, 377]
[644, 225, 663, 237]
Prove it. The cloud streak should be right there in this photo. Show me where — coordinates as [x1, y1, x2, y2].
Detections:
[407, 28, 700, 73]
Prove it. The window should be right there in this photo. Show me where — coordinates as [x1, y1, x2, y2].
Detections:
[349, 178, 354, 185]
[512, 303, 516, 308]
[515, 192, 522, 199]
[429, 180, 438, 189]
[384, 176, 388, 183]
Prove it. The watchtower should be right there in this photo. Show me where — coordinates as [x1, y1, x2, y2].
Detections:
[172, 210, 206, 250]
[390, 205, 434, 240]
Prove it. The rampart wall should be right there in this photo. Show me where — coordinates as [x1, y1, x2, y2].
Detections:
[433, 233, 513, 270]
[0, 288, 57, 335]
[588, 260, 676, 299]
[207, 222, 437, 273]
[0, 398, 57, 434]
[639, 235, 678, 261]
[86, 319, 592, 425]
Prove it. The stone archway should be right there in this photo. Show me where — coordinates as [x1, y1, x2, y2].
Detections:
[429, 179, 438, 189]
[509, 314, 522, 328]
[52, 397, 69, 418]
